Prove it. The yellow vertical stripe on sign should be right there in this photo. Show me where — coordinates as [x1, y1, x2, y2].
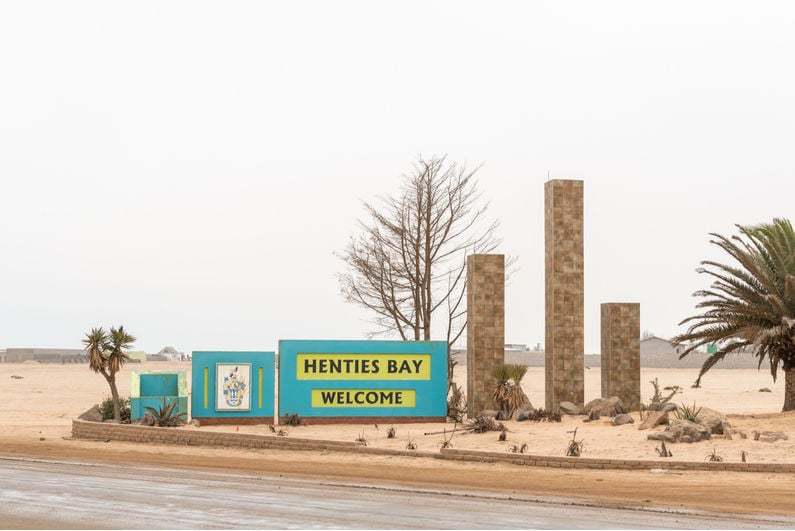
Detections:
[203, 367, 208, 409]
[258, 367, 263, 409]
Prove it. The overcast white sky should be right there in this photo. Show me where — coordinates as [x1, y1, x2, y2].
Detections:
[1, 2, 793, 355]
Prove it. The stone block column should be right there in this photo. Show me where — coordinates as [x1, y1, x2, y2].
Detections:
[466, 254, 505, 417]
[545, 179, 584, 411]
[601, 303, 641, 411]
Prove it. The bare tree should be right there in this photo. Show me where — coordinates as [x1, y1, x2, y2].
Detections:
[338, 155, 509, 414]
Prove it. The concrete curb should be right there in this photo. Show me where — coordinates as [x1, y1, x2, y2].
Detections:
[72, 420, 794, 473]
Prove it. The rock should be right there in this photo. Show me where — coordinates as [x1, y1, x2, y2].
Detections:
[699, 407, 727, 419]
[135, 413, 155, 426]
[647, 431, 677, 442]
[559, 401, 582, 415]
[584, 397, 626, 417]
[679, 435, 693, 443]
[190, 419, 201, 427]
[478, 410, 500, 419]
[698, 415, 727, 435]
[78, 405, 103, 423]
[514, 405, 535, 422]
[612, 414, 635, 426]
[724, 428, 748, 440]
[648, 402, 678, 412]
[639, 410, 669, 430]
[668, 420, 711, 442]
[755, 431, 789, 442]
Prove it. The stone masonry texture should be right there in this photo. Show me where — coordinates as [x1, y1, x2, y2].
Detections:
[601, 303, 641, 410]
[544, 180, 584, 411]
[466, 254, 505, 417]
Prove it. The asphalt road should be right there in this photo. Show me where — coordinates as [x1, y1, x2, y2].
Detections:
[0, 457, 792, 530]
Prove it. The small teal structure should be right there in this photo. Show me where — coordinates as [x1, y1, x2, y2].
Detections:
[130, 371, 188, 420]
[191, 351, 276, 425]
[279, 339, 447, 422]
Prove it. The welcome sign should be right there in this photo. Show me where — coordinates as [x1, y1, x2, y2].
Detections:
[279, 340, 447, 420]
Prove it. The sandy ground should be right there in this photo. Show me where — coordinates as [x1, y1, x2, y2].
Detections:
[2, 361, 795, 517]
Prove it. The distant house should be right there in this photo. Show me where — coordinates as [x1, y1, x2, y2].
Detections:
[156, 346, 187, 361]
[640, 336, 685, 358]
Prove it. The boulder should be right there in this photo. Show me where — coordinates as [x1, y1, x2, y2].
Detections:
[648, 402, 678, 412]
[668, 419, 711, 442]
[724, 428, 748, 440]
[78, 405, 103, 423]
[136, 413, 155, 426]
[612, 414, 635, 426]
[638, 410, 669, 430]
[584, 396, 626, 417]
[699, 414, 731, 435]
[754, 431, 789, 442]
[647, 431, 677, 442]
[513, 404, 536, 422]
[559, 401, 582, 416]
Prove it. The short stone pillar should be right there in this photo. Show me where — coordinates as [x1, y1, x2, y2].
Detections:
[601, 303, 641, 411]
[466, 254, 505, 417]
[544, 179, 584, 411]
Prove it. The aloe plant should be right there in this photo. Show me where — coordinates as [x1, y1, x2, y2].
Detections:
[144, 398, 187, 427]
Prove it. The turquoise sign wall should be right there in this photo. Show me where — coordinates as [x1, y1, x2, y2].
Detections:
[130, 371, 188, 420]
[279, 340, 447, 419]
[191, 351, 275, 422]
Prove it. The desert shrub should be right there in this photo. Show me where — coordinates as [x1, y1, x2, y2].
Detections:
[447, 383, 467, 422]
[639, 378, 681, 420]
[281, 412, 304, 426]
[465, 415, 506, 433]
[705, 448, 723, 462]
[675, 402, 702, 423]
[99, 396, 131, 424]
[565, 428, 584, 457]
[527, 408, 561, 422]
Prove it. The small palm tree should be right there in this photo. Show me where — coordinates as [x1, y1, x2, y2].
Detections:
[83, 325, 136, 422]
[672, 219, 795, 411]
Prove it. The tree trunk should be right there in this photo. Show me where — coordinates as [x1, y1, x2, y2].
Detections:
[108, 377, 121, 422]
[784, 368, 795, 412]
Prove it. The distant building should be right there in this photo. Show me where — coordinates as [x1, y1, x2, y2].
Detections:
[2, 348, 85, 363]
[153, 346, 188, 361]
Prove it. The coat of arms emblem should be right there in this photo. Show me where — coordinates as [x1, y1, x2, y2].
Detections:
[222, 366, 247, 407]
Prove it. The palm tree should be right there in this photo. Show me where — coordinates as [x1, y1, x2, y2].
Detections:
[83, 325, 136, 422]
[672, 218, 795, 411]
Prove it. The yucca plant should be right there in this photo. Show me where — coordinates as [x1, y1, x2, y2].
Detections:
[491, 364, 529, 419]
[144, 398, 187, 427]
[83, 325, 135, 422]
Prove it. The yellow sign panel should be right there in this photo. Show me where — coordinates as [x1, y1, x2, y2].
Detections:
[297, 353, 431, 380]
[311, 389, 416, 408]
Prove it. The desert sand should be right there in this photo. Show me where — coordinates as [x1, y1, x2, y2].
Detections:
[2, 361, 795, 517]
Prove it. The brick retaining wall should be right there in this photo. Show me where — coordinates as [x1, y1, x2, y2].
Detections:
[72, 420, 794, 473]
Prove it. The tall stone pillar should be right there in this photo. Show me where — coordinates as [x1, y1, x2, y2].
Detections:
[601, 303, 641, 411]
[544, 179, 584, 411]
[466, 254, 505, 417]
